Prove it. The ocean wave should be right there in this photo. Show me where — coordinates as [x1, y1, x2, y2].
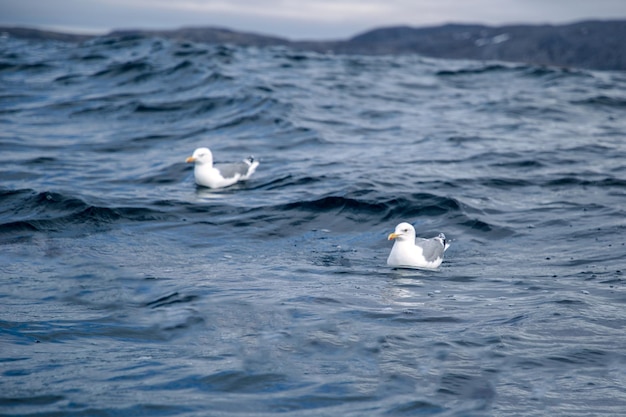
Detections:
[119, 182, 515, 240]
[268, 192, 461, 220]
[92, 59, 153, 78]
[435, 63, 517, 76]
[544, 176, 626, 188]
[0, 61, 54, 72]
[198, 190, 514, 239]
[0, 189, 170, 238]
[571, 95, 626, 108]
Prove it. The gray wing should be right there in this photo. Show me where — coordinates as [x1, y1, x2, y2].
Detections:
[415, 237, 446, 263]
[214, 160, 251, 179]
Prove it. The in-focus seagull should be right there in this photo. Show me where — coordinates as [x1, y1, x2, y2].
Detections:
[387, 222, 450, 269]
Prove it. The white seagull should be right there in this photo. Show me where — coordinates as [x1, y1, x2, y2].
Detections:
[185, 147, 259, 189]
[387, 222, 450, 269]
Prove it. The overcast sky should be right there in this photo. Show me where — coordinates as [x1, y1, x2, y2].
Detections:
[1, 0, 625, 39]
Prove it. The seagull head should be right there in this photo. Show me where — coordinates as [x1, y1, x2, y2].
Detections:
[388, 222, 416, 242]
[186, 147, 213, 166]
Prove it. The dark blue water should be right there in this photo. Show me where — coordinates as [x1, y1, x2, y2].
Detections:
[1, 33, 626, 416]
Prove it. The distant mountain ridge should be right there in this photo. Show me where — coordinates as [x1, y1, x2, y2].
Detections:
[341, 21, 626, 71]
[2, 20, 625, 70]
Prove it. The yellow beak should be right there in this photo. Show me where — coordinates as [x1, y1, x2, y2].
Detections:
[185, 156, 196, 163]
[388, 232, 399, 240]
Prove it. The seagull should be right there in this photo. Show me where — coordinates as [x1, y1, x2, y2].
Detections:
[185, 147, 259, 189]
[387, 222, 450, 269]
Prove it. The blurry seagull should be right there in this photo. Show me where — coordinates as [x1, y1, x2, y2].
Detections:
[186, 147, 259, 189]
